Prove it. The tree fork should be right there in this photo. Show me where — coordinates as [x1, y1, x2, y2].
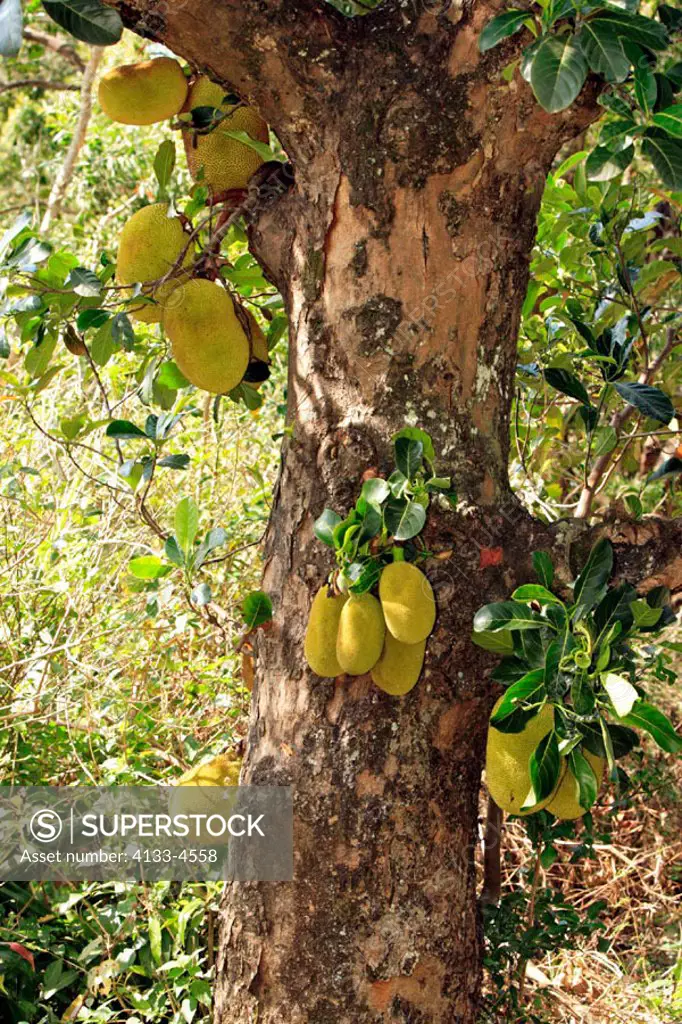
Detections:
[106, 2, 613, 1020]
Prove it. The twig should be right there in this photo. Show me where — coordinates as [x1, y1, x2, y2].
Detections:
[0, 80, 79, 94]
[40, 47, 103, 232]
[23, 28, 86, 71]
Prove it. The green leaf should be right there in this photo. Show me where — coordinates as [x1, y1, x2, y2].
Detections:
[157, 360, 189, 390]
[573, 539, 613, 620]
[648, 455, 682, 483]
[105, 419, 147, 440]
[384, 497, 426, 541]
[544, 367, 590, 405]
[490, 670, 546, 728]
[164, 536, 184, 567]
[154, 140, 176, 195]
[479, 9, 531, 52]
[394, 436, 424, 479]
[76, 308, 109, 331]
[43, 0, 123, 44]
[529, 34, 588, 114]
[148, 915, 162, 966]
[629, 598, 662, 628]
[532, 550, 554, 589]
[577, 21, 630, 82]
[602, 671, 638, 716]
[129, 556, 172, 580]
[652, 104, 682, 137]
[314, 508, 342, 548]
[471, 628, 515, 655]
[111, 312, 135, 350]
[569, 748, 598, 813]
[391, 426, 435, 463]
[634, 58, 657, 115]
[241, 590, 273, 629]
[641, 130, 682, 190]
[585, 142, 634, 181]
[158, 454, 190, 470]
[590, 9, 668, 51]
[613, 381, 674, 424]
[524, 729, 560, 808]
[618, 701, 682, 753]
[65, 266, 101, 297]
[473, 600, 544, 632]
[175, 497, 199, 555]
[511, 583, 562, 605]
[220, 129, 274, 162]
[361, 477, 390, 507]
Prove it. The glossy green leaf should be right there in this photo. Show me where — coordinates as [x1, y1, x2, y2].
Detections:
[529, 34, 588, 114]
[43, 0, 123, 45]
[473, 600, 544, 632]
[479, 9, 531, 52]
[613, 381, 674, 424]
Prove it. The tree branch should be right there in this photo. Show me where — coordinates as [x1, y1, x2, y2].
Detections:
[511, 511, 682, 598]
[104, 0, 348, 154]
[40, 47, 102, 232]
[23, 27, 86, 71]
[0, 79, 79, 94]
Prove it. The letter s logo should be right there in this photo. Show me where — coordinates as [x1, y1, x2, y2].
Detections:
[29, 809, 63, 844]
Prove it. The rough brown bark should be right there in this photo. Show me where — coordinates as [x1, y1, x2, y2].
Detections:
[104, 2, 622, 1021]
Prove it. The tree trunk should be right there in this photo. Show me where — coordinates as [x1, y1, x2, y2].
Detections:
[107, 2, 604, 1020]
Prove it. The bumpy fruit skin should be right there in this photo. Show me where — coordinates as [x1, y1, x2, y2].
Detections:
[116, 203, 193, 323]
[379, 561, 436, 644]
[486, 699, 555, 815]
[245, 309, 269, 363]
[371, 633, 425, 696]
[183, 77, 269, 192]
[336, 593, 386, 676]
[163, 279, 250, 393]
[169, 753, 241, 844]
[304, 587, 348, 678]
[545, 750, 605, 820]
[98, 57, 188, 126]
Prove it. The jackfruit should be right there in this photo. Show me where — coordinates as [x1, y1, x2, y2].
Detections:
[116, 203, 193, 323]
[379, 561, 436, 644]
[245, 309, 269, 363]
[304, 586, 348, 678]
[486, 700, 555, 815]
[371, 633, 425, 696]
[163, 279, 250, 393]
[169, 753, 241, 844]
[545, 750, 605, 820]
[99, 57, 188, 125]
[183, 77, 269, 192]
[336, 593, 386, 676]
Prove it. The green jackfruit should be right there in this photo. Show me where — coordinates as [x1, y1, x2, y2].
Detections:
[371, 633, 425, 696]
[545, 750, 605, 820]
[116, 203, 193, 323]
[379, 561, 436, 644]
[99, 57, 188, 126]
[183, 77, 269, 193]
[336, 593, 385, 676]
[486, 700, 555, 816]
[163, 279, 250, 393]
[169, 753, 241, 844]
[304, 586, 348, 678]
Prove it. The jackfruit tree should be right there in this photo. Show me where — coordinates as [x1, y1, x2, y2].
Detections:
[2, 0, 682, 1022]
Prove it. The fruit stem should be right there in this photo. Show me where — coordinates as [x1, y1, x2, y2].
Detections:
[392, 547, 405, 563]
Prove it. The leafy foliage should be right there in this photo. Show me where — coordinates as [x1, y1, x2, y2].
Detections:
[313, 427, 454, 593]
[475, 540, 680, 811]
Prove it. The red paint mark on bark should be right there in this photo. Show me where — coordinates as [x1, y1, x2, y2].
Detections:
[479, 546, 503, 568]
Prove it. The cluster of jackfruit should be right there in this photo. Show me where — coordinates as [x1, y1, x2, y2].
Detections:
[485, 698, 606, 820]
[169, 751, 242, 845]
[98, 56, 272, 395]
[304, 560, 436, 696]
[98, 57, 268, 193]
